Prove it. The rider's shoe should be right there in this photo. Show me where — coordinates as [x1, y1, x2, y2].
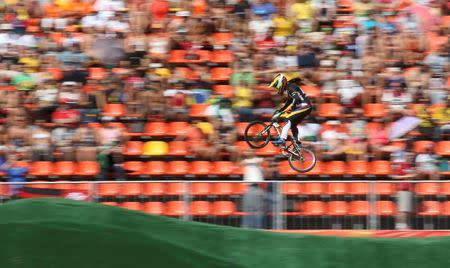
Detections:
[272, 138, 286, 148]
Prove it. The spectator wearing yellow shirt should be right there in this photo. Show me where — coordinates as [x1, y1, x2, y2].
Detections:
[289, 0, 313, 32]
[272, 9, 295, 45]
[432, 100, 450, 140]
[233, 81, 254, 121]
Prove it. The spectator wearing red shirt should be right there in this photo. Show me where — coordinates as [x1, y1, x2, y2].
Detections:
[52, 103, 80, 126]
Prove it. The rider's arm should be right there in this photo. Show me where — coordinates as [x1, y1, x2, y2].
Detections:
[278, 92, 302, 113]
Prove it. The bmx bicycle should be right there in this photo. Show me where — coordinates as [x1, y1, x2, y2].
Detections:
[243, 113, 317, 173]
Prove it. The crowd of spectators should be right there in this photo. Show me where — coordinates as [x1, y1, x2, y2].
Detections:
[0, 0, 448, 182]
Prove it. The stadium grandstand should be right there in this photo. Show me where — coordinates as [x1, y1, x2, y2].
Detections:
[0, 0, 448, 234]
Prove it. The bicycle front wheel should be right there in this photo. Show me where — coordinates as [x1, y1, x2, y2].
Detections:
[288, 147, 317, 173]
[244, 121, 271, 149]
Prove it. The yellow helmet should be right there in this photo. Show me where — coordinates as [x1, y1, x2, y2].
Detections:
[268, 73, 288, 95]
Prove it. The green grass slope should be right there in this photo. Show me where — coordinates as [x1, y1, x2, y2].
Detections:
[0, 198, 448, 268]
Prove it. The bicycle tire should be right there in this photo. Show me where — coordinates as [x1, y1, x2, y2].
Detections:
[244, 121, 271, 149]
[288, 147, 317, 173]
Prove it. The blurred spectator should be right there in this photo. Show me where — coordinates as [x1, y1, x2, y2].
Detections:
[73, 125, 97, 162]
[96, 124, 125, 180]
[52, 123, 75, 161]
[242, 184, 265, 229]
[0, 154, 28, 196]
[319, 121, 346, 161]
[210, 118, 238, 162]
[29, 124, 52, 161]
[415, 143, 439, 180]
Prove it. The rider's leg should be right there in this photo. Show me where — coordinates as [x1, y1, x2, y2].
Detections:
[287, 107, 312, 142]
[280, 120, 291, 140]
[273, 121, 290, 146]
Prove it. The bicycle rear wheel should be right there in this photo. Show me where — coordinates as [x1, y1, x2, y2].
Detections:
[244, 121, 271, 149]
[288, 147, 316, 173]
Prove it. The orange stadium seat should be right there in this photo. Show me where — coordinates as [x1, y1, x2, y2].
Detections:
[142, 182, 166, 196]
[327, 201, 348, 216]
[303, 183, 325, 196]
[144, 122, 168, 137]
[326, 183, 347, 196]
[103, 103, 126, 117]
[211, 50, 234, 64]
[234, 183, 248, 195]
[435, 141, 450, 156]
[29, 161, 53, 177]
[349, 182, 369, 196]
[301, 201, 326, 216]
[76, 161, 100, 176]
[121, 202, 142, 211]
[213, 85, 234, 98]
[376, 201, 396, 216]
[97, 183, 121, 196]
[212, 201, 236, 216]
[88, 67, 106, 80]
[121, 183, 142, 196]
[370, 161, 392, 176]
[413, 141, 435, 153]
[349, 201, 369, 216]
[441, 183, 450, 196]
[364, 103, 386, 118]
[418, 201, 441, 216]
[190, 201, 211, 216]
[212, 32, 233, 45]
[144, 161, 167, 176]
[143, 202, 165, 215]
[167, 122, 190, 136]
[278, 160, 298, 176]
[165, 201, 186, 217]
[325, 161, 346, 176]
[191, 183, 211, 196]
[191, 161, 212, 176]
[167, 182, 187, 196]
[189, 103, 210, 118]
[123, 141, 144, 156]
[123, 161, 144, 176]
[306, 161, 323, 175]
[441, 201, 450, 216]
[211, 67, 232, 81]
[211, 161, 236, 176]
[281, 183, 302, 196]
[167, 161, 189, 176]
[54, 161, 76, 176]
[168, 50, 187, 63]
[375, 183, 395, 196]
[347, 160, 369, 176]
[168, 141, 188, 157]
[211, 182, 234, 196]
[46, 67, 63, 80]
[415, 183, 440, 196]
[318, 103, 342, 118]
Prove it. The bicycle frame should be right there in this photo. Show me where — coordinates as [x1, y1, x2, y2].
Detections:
[264, 122, 302, 158]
